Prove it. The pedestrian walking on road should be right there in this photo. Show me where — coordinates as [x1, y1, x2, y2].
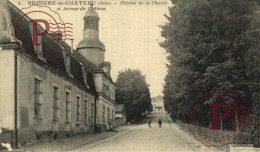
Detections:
[147, 118, 152, 128]
[158, 119, 162, 128]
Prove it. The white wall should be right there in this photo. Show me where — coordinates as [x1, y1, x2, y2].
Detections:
[0, 49, 14, 130]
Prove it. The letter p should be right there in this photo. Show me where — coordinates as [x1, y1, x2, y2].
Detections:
[30, 19, 49, 46]
[209, 104, 229, 130]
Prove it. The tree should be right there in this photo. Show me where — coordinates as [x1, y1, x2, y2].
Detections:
[160, 0, 259, 129]
[115, 69, 151, 122]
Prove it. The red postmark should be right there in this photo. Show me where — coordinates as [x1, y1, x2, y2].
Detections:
[187, 89, 252, 147]
[8, 5, 73, 62]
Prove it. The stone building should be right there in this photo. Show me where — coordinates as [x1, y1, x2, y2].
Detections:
[115, 104, 126, 127]
[0, 0, 115, 148]
[151, 95, 164, 113]
[76, 6, 116, 132]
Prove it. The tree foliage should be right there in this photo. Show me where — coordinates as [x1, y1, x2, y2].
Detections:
[160, 0, 260, 126]
[115, 69, 151, 122]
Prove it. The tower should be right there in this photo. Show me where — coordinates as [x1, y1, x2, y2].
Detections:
[76, 4, 105, 67]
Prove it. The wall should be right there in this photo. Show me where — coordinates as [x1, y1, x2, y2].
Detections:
[0, 49, 15, 148]
[0, 49, 14, 130]
[16, 54, 96, 146]
[94, 72, 115, 131]
[103, 77, 115, 101]
[96, 98, 115, 130]
[93, 73, 102, 92]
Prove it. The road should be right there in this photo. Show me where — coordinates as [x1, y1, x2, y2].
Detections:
[74, 113, 225, 152]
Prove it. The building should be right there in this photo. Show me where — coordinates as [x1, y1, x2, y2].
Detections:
[115, 104, 126, 127]
[151, 95, 164, 113]
[76, 4, 116, 132]
[0, 1, 115, 148]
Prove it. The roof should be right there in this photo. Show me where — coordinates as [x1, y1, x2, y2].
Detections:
[6, 0, 115, 92]
[77, 9, 105, 51]
[73, 50, 99, 70]
[84, 9, 99, 18]
[102, 62, 111, 68]
[7, 1, 97, 92]
[115, 104, 125, 112]
[77, 39, 105, 51]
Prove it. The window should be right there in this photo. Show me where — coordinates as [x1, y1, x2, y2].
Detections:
[81, 67, 88, 86]
[107, 108, 110, 120]
[65, 92, 71, 122]
[29, 24, 43, 59]
[103, 105, 105, 123]
[109, 90, 112, 98]
[76, 96, 81, 122]
[93, 21, 97, 30]
[90, 19, 93, 28]
[53, 87, 59, 120]
[34, 79, 42, 116]
[91, 103, 94, 124]
[111, 90, 114, 99]
[84, 100, 87, 123]
[113, 91, 115, 98]
[102, 83, 105, 93]
[65, 53, 71, 74]
[85, 19, 89, 28]
[106, 85, 109, 92]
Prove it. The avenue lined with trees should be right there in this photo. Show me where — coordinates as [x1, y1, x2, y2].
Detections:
[161, 0, 260, 143]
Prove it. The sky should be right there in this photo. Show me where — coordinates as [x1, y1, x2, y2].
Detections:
[11, 0, 172, 97]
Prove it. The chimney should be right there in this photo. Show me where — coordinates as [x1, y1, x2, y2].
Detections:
[71, 39, 74, 53]
[102, 62, 111, 75]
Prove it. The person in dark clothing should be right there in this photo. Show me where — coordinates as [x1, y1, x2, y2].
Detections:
[158, 119, 162, 128]
[147, 118, 152, 128]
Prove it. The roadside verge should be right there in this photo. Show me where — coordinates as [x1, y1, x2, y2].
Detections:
[166, 115, 228, 152]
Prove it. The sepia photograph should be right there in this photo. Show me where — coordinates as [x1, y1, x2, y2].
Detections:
[0, 0, 259, 151]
